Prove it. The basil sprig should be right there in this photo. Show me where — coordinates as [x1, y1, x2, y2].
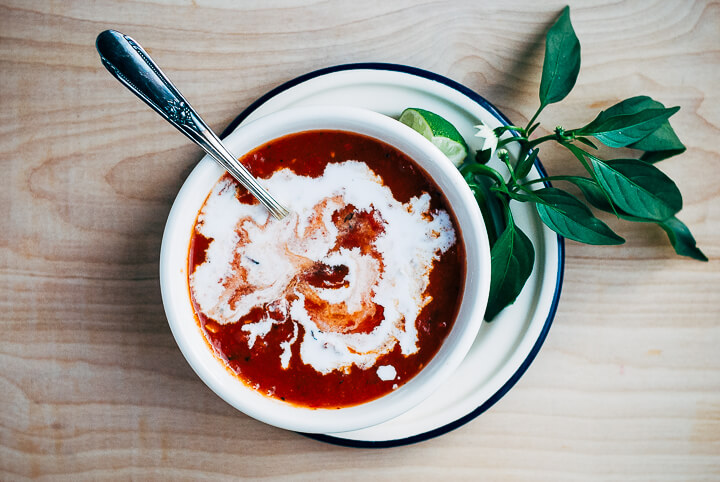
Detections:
[460, 6, 707, 321]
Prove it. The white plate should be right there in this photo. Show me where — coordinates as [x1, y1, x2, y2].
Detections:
[219, 64, 564, 447]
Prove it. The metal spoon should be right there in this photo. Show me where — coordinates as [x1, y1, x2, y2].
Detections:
[95, 30, 290, 220]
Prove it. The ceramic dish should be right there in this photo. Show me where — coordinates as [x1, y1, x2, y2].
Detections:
[217, 63, 564, 447]
[160, 105, 492, 433]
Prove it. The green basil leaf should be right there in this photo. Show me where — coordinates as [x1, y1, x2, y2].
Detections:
[460, 163, 509, 248]
[534, 187, 625, 244]
[539, 6, 581, 107]
[640, 147, 686, 164]
[632, 121, 686, 162]
[577, 106, 680, 148]
[467, 177, 506, 248]
[485, 211, 535, 321]
[561, 142, 618, 212]
[570, 177, 613, 212]
[573, 179, 705, 261]
[659, 216, 708, 262]
[467, 181, 495, 246]
[583, 96, 686, 161]
[596, 96, 659, 115]
[590, 158, 682, 221]
[573, 176, 641, 220]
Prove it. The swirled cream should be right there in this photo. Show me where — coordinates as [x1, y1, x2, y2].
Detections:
[188, 130, 465, 408]
[191, 160, 455, 374]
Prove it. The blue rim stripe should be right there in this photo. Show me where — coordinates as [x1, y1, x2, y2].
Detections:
[221, 62, 565, 448]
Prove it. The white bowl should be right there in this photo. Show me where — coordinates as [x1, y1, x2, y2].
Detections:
[159, 106, 491, 434]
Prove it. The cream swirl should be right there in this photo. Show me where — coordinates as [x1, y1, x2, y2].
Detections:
[190, 161, 456, 374]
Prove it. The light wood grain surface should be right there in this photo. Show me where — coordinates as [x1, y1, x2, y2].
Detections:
[1, 0, 719, 479]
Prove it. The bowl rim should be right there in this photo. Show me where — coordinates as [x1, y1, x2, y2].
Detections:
[159, 105, 491, 433]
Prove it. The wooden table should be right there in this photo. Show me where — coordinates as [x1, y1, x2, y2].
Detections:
[2, 0, 718, 479]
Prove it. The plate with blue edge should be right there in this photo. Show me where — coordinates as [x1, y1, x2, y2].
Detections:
[217, 63, 564, 447]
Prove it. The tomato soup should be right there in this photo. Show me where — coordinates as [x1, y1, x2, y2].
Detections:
[188, 130, 465, 409]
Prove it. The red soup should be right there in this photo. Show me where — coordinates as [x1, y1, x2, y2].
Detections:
[188, 130, 465, 409]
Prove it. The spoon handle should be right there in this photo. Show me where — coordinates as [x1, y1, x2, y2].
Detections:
[96, 30, 289, 220]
